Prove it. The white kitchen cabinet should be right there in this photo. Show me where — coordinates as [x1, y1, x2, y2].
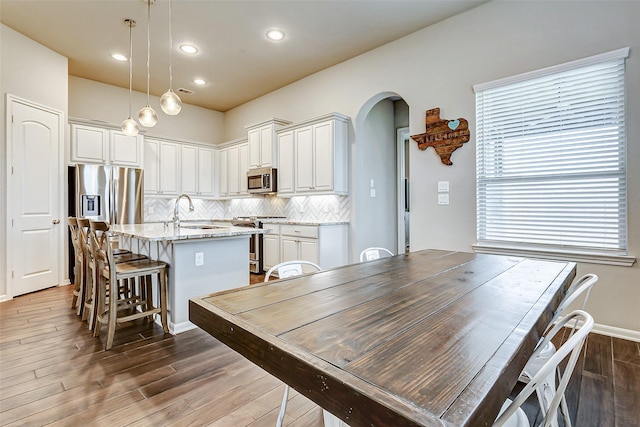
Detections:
[218, 148, 229, 197]
[278, 223, 348, 271]
[246, 118, 291, 169]
[262, 224, 280, 272]
[181, 145, 215, 197]
[70, 122, 142, 167]
[277, 113, 349, 197]
[144, 138, 179, 196]
[71, 124, 108, 164]
[239, 143, 249, 194]
[218, 140, 249, 198]
[109, 130, 142, 167]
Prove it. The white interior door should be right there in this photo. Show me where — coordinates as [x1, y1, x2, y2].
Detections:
[8, 96, 63, 296]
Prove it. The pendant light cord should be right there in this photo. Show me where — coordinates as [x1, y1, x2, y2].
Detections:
[146, 0, 151, 104]
[168, 0, 173, 91]
[128, 20, 134, 117]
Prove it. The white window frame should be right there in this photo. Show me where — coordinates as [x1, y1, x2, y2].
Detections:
[473, 48, 635, 267]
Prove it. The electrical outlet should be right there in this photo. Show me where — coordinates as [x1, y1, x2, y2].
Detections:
[195, 252, 204, 266]
[370, 189, 376, 197]
[438, 181, 450, 192]
[438, 194, 450, 205]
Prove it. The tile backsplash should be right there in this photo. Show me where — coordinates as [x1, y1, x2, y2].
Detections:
[144, 194, 350, 223]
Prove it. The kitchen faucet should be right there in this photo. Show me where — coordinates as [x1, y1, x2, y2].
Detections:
[173, 194, 194, 228]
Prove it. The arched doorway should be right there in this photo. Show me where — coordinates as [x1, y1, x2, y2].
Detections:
[351, 93, 409, 260]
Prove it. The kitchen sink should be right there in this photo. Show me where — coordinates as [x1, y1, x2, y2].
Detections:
[180, 224, 227, 230]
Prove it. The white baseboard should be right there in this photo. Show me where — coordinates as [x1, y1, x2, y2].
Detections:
[168, 320, 197, 335]
[591, 322, 640, 343]
[557, 315, 640, 343]
[0, 294, 12, 303]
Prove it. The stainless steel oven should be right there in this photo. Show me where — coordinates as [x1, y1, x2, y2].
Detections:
[232, 216, 285, 274]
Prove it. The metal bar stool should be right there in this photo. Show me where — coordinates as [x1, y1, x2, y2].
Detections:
[89, 220, 169, 350]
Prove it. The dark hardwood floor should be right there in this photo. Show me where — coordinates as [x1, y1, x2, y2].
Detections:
[1, 284, 638, 426]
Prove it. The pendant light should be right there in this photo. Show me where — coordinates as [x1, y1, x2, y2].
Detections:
[160, 0, 182, 115]
[138, 0, 158, 127]
[121, 19, 139, 136]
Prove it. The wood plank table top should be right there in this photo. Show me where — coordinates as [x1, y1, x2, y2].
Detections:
[189, 250, 576, 426]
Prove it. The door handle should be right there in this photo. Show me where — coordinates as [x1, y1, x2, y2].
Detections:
[52, 219, 60, 224]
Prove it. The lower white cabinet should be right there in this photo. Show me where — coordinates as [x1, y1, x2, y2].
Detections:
[262, 224, 280, 272]
[269, 223, 348, 273]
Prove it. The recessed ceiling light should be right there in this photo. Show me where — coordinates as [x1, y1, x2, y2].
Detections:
[112, 53, 128, 61]
[180, 44, 198, 54]
[266, 29, 285, 41]
[193, 79, 206, 85]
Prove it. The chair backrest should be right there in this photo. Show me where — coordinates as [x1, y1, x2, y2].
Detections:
[76, 218, 91, 257]
[68, 217, 81, 258]
[359, 247, 394, 262]
[264, 260, 322, 282]
[548, 273, 598, 336]
[88, 220, 115, 273]
[494, 310, 594, 427]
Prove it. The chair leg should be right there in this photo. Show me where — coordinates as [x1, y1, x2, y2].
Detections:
[105, 276, 118, 351]
[75, 258, 85, 316]
[159, 269, 169, 333]
[71, 263, 79, 309]
[276, 385, 289, 427]
[92, 274, 104, 337]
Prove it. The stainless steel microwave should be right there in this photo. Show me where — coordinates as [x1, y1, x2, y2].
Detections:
[247, 167, 277, 194]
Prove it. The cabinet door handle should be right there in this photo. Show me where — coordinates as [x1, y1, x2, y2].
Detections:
[52, 219, 60, 224]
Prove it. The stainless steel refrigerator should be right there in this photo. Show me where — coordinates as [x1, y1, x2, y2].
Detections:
[70, 164, 144, 224]
[68, 164, 143, 281]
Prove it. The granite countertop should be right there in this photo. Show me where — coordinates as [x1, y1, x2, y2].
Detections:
[110, 223, 267, 242]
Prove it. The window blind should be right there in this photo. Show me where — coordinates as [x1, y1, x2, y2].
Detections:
[475, 49, 628, 255]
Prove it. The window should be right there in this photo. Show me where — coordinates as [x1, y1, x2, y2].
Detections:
[473, 48, 633, 266]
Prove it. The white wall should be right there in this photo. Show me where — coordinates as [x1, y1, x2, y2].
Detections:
[69, 76, 225, 145]
[1, 24, 69, 299]
[222, 1, 640, 333]
[352, 99, 397, 256]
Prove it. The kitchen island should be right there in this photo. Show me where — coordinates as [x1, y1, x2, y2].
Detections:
[110, 222, 266, 334]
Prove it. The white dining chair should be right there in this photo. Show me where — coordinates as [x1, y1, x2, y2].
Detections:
[265, 260, 323, 427]
[264, 260, 322, 281]
[494, 310, 594, 427]
[359, 247, 394, 262]
[518, 274, 598, 418]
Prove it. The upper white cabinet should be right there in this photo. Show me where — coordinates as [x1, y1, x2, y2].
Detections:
[181, 145, 215, 197]
[246, 118, 291, 169]
[70, 124, 108, 164]
[144, 138, 180, 196]
[71, 122, 143, 167]
[277, 113, 349, 197]
[218, 139, 249, 198]
[109, 130, 143, 166]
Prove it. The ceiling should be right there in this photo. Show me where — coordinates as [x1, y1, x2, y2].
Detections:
[1, 0, 485, 112]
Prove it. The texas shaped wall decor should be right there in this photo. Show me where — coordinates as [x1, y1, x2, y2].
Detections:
[410, 108, 470, 166]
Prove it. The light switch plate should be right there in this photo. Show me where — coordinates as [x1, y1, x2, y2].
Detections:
[438, 181, 450, 192]
[195, 252, 204, 266]
[438, 194, 450, 205]
[370, 189, 376, 197]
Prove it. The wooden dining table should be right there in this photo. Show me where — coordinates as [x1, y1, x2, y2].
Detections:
[189, 250, 576, 426]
